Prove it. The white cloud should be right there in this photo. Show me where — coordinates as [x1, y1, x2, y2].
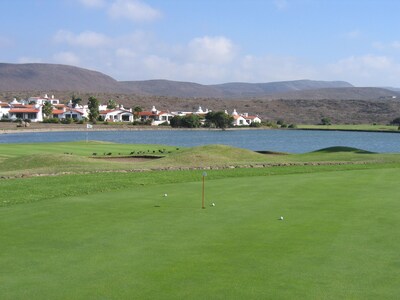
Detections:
[391, 41, 400, 49]
[108, 0, 161, 22]
[115, 48, 137, 59]
[327, 54, 400, 86]
[54, 30, 110, 47]
[188, 36, 236, 64]
[330, 55, 392, 73]
[344, 29, 361, 40]
[234, 54, 317, 82]
[274, 0, 288, 10]
[52, 52, 81, 65]
[78, 0, 106, 8]
[372, 40, 400, 51]
[17, 57, 43, 64]
[372, 41, 385, 50]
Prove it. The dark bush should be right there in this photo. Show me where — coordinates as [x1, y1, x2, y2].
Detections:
[42, 118, 60, 124]
[249, 122, 262, 128]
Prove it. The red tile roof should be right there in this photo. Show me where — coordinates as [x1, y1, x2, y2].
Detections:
[100, 110, 114, 114]
[65, 109, 84, 114]
[52, 109, 64, 114]
[9, 108, 39, 113]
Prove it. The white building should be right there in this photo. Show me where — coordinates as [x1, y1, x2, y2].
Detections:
[8, 104, 43, 122]
[139, 106, 174, 125]
[230, 109, 262, 126]
[28, 94, 60, 105]
[60, 108, 86, 121]
[100, 108, 134, 122]
[0, 101, 11, 119]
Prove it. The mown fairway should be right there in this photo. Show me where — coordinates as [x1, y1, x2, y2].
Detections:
[1, 165, 400, 299]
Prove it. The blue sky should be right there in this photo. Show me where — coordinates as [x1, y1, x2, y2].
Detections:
[1, 0, 400, 86]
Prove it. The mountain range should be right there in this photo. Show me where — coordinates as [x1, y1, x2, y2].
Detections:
[1, 63, 399, 100]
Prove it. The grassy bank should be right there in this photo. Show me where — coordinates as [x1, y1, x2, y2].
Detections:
[297, 124, 399, 132]
[1, 142, 400, 177]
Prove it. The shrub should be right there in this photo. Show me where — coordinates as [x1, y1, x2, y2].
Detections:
[42, 118, 60, 124]
[61, 118, 74, 124]
[249, 122, 262, 128]
[390, 117, 400, 126]
[288, 124, 297, 128]
[320, 117, 332, 125]
[0, 115, 11, 122]
[277, 119, 285, 126]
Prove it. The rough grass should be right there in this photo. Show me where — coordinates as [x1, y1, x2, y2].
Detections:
[1, 165, 400, 299]
[1, 142, 400, 177]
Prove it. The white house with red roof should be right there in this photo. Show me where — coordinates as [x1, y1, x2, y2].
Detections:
[231, 109, 248, 126]
[60, 107, 86, 121]
[242, 113, 261, 125]
[8, 104, 43, 122]
[99, 107, 134, 122]
[139, 106, 174, 125]
[0, 101, 11, 119]
[230, 109, 261, 126]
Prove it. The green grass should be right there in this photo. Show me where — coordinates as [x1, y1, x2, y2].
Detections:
[1, 165, 400, 299]
[298, 124, 399, 131]
[0, 141, 181, 159]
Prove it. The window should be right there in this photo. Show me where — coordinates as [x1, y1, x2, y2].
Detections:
[27, 113, 37, 119]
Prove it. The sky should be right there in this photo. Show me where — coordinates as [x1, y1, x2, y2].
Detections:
[1, 0, 400, 86]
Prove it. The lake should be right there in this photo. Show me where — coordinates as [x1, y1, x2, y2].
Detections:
[0, 129, 399, 153]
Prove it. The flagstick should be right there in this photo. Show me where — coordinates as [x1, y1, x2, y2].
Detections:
[202, 172, 207, 209]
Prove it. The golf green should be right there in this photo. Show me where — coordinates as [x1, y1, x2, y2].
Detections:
[1, 167, 399, 299]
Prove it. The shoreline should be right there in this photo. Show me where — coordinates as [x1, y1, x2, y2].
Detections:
[0, 124, 268, 134]
[0, 123, 399, 135]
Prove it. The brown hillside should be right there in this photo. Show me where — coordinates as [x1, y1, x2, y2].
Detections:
[0, 63, 127, 93]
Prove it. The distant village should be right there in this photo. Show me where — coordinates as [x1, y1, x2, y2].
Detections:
[0, 94, 262, 127]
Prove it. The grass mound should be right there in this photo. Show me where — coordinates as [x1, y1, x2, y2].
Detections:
[0, 153, 127, 175]
[151, 144, 268, 167]
[312, 146, 374, 154]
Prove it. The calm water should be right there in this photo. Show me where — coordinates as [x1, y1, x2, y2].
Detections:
[0, 129, 399, 153]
